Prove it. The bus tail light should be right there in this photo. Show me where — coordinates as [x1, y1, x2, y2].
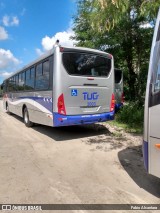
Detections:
[60, 47, 64, 52]
[121, 92, 125, 103]
[110, 93, 115, 112]
[57, 94, 66, 115]
[155, 144, 160, 149]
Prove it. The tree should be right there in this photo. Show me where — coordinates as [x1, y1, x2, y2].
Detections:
[72, 0, 160, 102]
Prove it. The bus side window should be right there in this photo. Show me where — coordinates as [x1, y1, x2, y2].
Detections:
[6, 80, 9, 92]
[49, 56, 53, 89]
[150, 42, 160, 94]
[1, 81, 6, 93]
[153, 62, 160, 93]
[151, 50, 160, 94]
[156, 23, 160, 42]
[25, 69, 31, 90]
[25, 67, 35, 90]
[18, 72, 25, 91]
[35, 63, 43, 90]
[30, 67, 35, 89]
[13, 76, 16, 91]
[35, 60, 50, 90]
[42, 60, 49, 89]
[8, 77, 15, 92]
[15, 75, 19, 91]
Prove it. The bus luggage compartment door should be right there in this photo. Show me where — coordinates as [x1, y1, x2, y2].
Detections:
[149, 106, 160, 178]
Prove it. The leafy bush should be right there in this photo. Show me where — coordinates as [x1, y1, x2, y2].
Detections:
[116, 102, 144, 131]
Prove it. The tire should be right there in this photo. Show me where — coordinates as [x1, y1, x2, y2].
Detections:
[23, 107, 34, 127]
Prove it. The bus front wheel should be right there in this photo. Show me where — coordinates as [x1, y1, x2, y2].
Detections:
[23, 107, 33, 127]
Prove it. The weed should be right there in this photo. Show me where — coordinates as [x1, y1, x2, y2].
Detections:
[110, 102, 144, 134]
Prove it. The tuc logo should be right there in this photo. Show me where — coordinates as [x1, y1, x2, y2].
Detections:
[83, 92, 99, 100]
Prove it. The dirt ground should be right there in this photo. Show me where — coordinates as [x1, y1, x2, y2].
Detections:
[0, 100, 160, 213]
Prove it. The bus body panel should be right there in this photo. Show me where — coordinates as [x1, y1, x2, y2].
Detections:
[59, 64, 114, 116]
[4, 90, 53, 126]
[115, 68, 123, 110]
[149, 137, 160, 177]
[143, 8, 160, 178]
[148, 105, 160, 177]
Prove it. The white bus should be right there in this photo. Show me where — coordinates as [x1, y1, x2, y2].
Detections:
[2, 45, 115, 127]
[115, 68, 124, 111]
[143, 8, 160, 178]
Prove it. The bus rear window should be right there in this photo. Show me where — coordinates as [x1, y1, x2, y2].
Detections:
[62, 52, 111, 77]
[115, 69, 122, 84]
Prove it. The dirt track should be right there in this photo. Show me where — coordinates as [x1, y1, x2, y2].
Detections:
[0, 100, 160, 213]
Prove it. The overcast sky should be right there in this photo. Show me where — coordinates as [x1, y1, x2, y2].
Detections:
[0, 0, 76, 83]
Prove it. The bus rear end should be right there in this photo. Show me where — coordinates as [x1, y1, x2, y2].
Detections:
[53, 46, 115, 127]
[115, 68, 124, 111]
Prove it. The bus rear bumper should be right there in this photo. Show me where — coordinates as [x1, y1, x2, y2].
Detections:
[142, 140, 148, 172]
[115, 103, 123, 111]
[53, 111, 115, 127]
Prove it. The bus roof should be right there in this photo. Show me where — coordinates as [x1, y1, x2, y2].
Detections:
[3, 48, 55, 81]
[3, 45, 112, 81]
[61, 46, 112, 57]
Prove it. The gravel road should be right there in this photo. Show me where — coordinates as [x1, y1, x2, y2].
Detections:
[0, 100, 160, 213]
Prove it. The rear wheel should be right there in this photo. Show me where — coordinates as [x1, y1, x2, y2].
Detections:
[23, 107, 34, 127]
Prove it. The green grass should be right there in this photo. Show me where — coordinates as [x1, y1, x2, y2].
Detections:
[109, 119, 143, 134]
[109, 102, 144, 134]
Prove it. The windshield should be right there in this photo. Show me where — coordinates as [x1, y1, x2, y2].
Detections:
[62, 52, 111, 77]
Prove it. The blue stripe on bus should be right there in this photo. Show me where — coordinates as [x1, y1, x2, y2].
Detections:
[143, 140, 148, 172]
[53, 111, 115, 127]
[16, 97, 115, 127]
[19, 96, 53, 112]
